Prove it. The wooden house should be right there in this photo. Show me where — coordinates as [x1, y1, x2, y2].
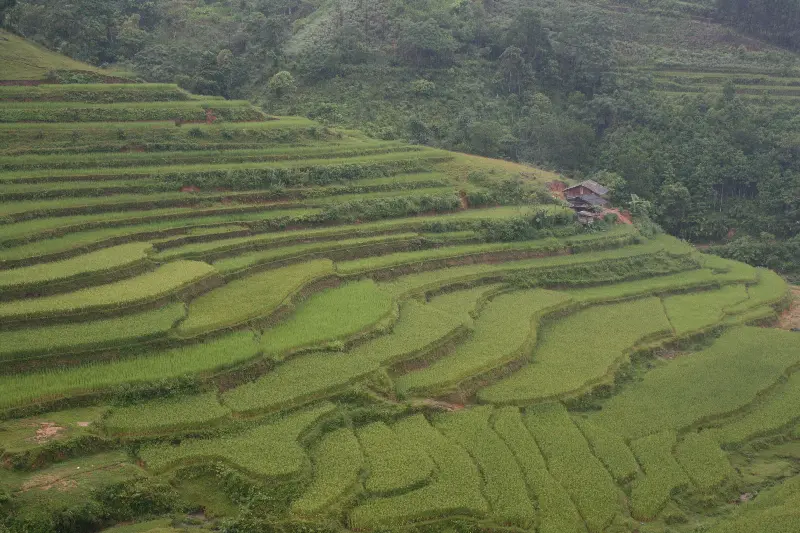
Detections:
[564, 180, 609, 199]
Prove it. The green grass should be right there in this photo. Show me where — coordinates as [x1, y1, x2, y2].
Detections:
[524, 403, 621, 533]
[479, 297, 672, 404]
[727, 269, 789, 313]
[138, 402, 335, 478]
[0, 303, 185, 361]
[589, 327, 800, 439]
[0, 332, 260, 410]
[347, 414, 488, 529]
[0, 29, 106, 80]
[705, 371, 800, 448]
[102, 392, 231, 436]
[291, 428, 363, 517]
[0, 260, 217, 323]
[0, 100, 265, 123]
[663, 284, 750, 335]
[0, 84, 191, 103]
[98, 519, 176, 533]
[434, 406, 535, 528]
[357, 421, 435, 496]
[177, 259, 334, 337]
[0, 242, 152, 293]
[396, 289, 571, 396]
[674, 433, 735, 492]
[222, 299, 464, 415]
[260, 280, 395, 360]
[707, 476, 800, 533]
[492, 406, 585, 533]
[629, 431, 691, 520]
[425, 284, 503, 324]
[574, 418, 639, 484]
[0, 406, 107, 454]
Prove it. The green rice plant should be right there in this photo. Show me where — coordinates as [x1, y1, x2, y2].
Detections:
[208, 234, 420, 274]
[663, 284, 750, 335]
[705, 372, 800, 448]
[588, 327, 800, 440]
[261, 280, 395, 360]
[222, 300, 464, 415]
[0, 303, 185, 361]
[291, 428, 364, 517]
[0, 100, 264, 123]
[566, 266, 756, 304]
[0, 261, 218, 323]
[524, 402, 621, 533]
[347, 414, 488, 529]
[425, 284, 504, 324]
[0, 243, 152, 294]
[138, 402, 335, 478]
[0, 332, 260, 410]
[574, 418, 639, 484]
[479, 297, 672, 404]
[492, 406, 585, 533]
[177, 259, 334, 337]
[395, 289, 571, 396]
[102, 392, 231, 436]
[0, 83, 191, 103]
[724, 305, 778, 325]
[707, 475, 800, 533]
[357, 421, 435, 495]
[630, 431, 691, 520]
[726, 269, 790, 313]
[434, 406, 536, 528]
[674, 433, 736, 492]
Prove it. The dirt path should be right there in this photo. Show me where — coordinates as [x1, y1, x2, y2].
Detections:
[777, 286, 800, 330]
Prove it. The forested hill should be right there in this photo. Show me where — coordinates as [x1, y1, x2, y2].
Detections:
[1, 0, 799, 277]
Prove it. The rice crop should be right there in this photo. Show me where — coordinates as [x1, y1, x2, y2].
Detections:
[0, 100, 264, 123]
[524, 402, 621, 533]
[662, 284, 750, 335]
[260, 280, 395, 360]
[674, 433, 735, 492]
[726, 269, 789, 313]
[574, 418, 639, 484]
[479, 297, 671, 404]
[492, 406, 585, 533]
[0, 303, 185, 361]
[434, 406, 536, 528]
[630, 431, 691, 520]
[291, 428, 364, 517]
[138, 402, 335, 477]
[705, 372, 800, 447]
[0, 83, 191, 103]
[347, 414, 488, 529]
[0, 332, 260, 410]
[588, 327, 800, 439]
[177, 259, 334, 336]
[707, 476, 800, 533]
[395, 289, 571, 396]
[222, 300, 464, 415]
[102, 392, 231, 436]
[0, 242, 152, 294]
[425, 284, 503, 324]
[0, 261, 218, 323]
[357, 421, 435, 495]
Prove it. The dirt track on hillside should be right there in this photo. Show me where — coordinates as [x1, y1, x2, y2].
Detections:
[778, 286, 800, 330]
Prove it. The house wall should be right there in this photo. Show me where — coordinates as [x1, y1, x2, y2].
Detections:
[565, 185, 592, 197]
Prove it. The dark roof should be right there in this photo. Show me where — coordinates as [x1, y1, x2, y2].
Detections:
[564, 180, 609, 196]
[576, 193, 608, 206]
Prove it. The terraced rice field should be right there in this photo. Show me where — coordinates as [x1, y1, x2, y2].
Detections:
[0, 77, 797, 533]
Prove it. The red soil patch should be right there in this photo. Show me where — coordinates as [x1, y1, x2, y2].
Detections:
[778, 286, 800, 331]
[32, 422, 66, 444]
[602, 207, 633, 225]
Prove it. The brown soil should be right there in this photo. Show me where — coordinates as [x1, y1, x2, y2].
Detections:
[32, 422, 66, 444]
[21, 474, 78, 492]
[777, 286, 800, 330]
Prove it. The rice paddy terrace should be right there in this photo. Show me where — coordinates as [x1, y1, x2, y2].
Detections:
[0, 76, 798, 533]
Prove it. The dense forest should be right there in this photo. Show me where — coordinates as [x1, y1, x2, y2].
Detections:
[2, 0, 798, 277]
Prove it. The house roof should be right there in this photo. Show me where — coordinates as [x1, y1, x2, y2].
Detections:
[576, 193, 609, 206]
[565, 180, 609, 196]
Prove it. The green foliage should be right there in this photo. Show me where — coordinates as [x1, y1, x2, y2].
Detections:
[709, 235, 800, 279]
[525, 403, 622, 533]
[707, 475, 800, 533]
[357, 421, 435, 496]
[103, 392, 230, 436]
[589, 327, 800, 439]
[0, 84, 189, 103]
[434, 406, 535, 528]
[396, 289, 571, 396]
[178, 259, 334, 336]
[479, 297, 672, 404]
[291, 428, 363, 517]
[629, 431, 690, 520]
